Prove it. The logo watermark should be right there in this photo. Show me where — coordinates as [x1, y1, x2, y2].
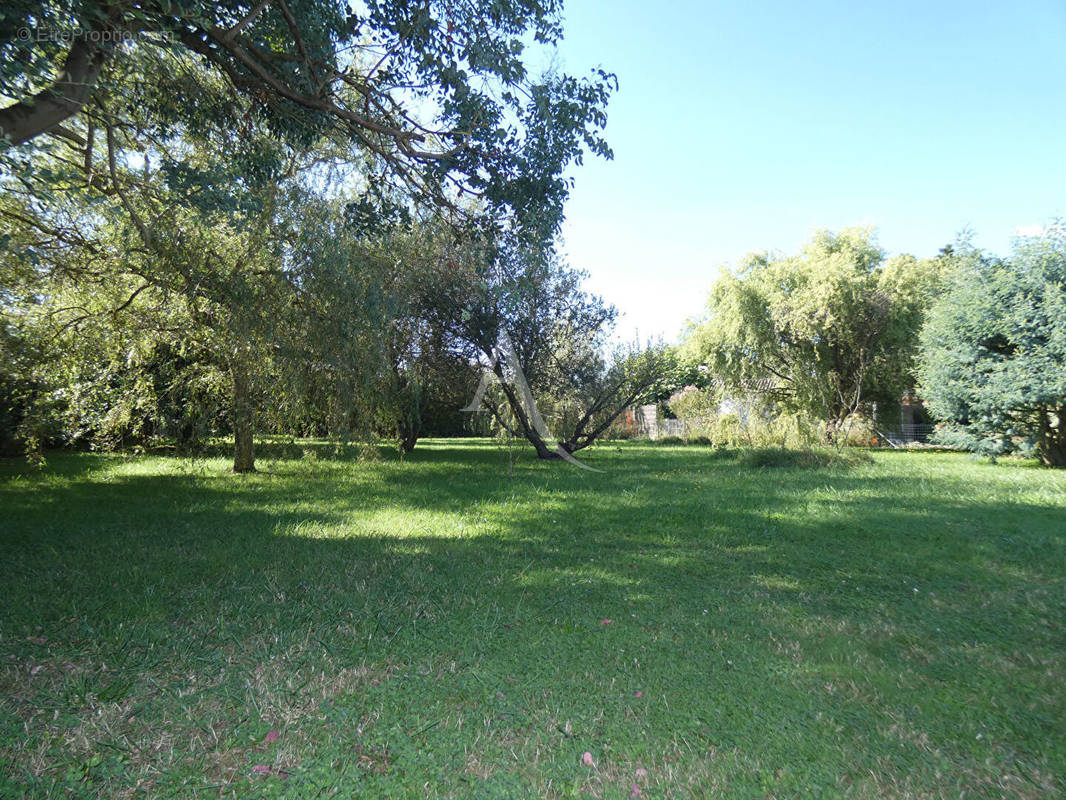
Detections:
[463, 331, 600, 471]
[15, 28, 172, 44]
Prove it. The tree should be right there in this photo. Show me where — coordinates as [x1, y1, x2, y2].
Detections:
[0, 123, 408, 470]
[685, 227, 947, 437]
[1, 0, 614, 239]
[2, 2, 617, 467]
[428, 238, 670, 459]
[918, 226, 1066, 466]
[327, 222, 475, 454]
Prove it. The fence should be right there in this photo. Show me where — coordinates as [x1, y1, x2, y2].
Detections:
[635, 405, 702, 440]
[658, 418, 692, 438]
[880, 423, 935, 445]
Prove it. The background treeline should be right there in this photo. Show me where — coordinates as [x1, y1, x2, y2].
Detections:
[674, 225, 1066, 467]
[2, 2, 1063, 467]
[0, 151, 672, 468]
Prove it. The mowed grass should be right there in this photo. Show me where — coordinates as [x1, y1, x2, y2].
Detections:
[1, 441, 1064, 799]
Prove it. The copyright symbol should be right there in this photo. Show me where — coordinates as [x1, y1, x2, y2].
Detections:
[16, 27, 32, 41]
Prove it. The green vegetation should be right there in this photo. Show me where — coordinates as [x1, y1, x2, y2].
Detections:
[3, 442, 1063, 798]
[1, 0, 632, 470]
[4, 4, 1061, 467]
[3, 6, 1063, 798]
[684, 227, 949, 439]
[1, 0, 613, 235]
[919, 227, 1066, 466]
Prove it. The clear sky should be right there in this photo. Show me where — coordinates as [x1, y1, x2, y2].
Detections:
[549, 0, 1066, 342]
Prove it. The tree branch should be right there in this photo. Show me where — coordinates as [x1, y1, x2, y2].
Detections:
[0, 17, 117, 144]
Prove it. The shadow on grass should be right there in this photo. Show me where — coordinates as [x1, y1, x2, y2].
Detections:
[1, 442, 1064, 797]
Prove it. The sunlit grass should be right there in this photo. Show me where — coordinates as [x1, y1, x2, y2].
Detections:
[1, 441, 1064, 798]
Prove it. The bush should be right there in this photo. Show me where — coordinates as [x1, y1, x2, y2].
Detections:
[604, 409, 641, 440]
[735, 446, 871, 469]
[687, 410, 825, 449]
[837, 414, 878, 447]
[668, 386, 718, 421]
[657, 435, 685, 445]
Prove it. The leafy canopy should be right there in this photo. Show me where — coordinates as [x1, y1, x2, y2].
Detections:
[919, 226, 1066, 466]
[685, 227, 947, 430]
[1, 0, 615, 238]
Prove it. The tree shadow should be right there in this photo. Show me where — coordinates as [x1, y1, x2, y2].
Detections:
[1, 443, 1063, 796]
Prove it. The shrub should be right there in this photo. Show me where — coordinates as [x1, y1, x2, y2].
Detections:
[668, 386, 718, 421]
[688, 410, 825, 449]
[604, 410, 641, 440]
[736, 446, 871, 469]
[837, 414, 878, 447]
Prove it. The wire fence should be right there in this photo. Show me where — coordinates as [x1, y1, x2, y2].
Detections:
[632, 404, 937, 446]
[880, 424, 935, 444]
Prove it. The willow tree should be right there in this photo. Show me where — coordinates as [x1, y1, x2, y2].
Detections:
[686, 228, 949, 437]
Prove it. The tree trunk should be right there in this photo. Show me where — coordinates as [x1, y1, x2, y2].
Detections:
[529, 431, 563, 459]
[825, 417, 843, 444]
[177, 421, 198, 451]
[0, 24, 114, 145]
[1043, 441, 1066, 468]
[395, 376, 422, 455]
[1039, 406, 1066, 467]
[231, 363, 255, 473]
[397, 418, 419, 454]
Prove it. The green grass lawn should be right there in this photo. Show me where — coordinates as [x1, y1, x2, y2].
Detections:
[1, 441, 1064, 798]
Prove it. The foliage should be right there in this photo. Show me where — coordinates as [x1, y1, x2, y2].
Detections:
[836, 413, 879, 448]
[667, 384, 718, 422]
[919, 226, 1066, 466]
[1, 0, 614, 241]
[1, 443, 1064, 796]
[689, 409, 825, 450]
[0, 123, 416, 469]
[1, 1, 618, 467]
[433, 239, 672, 458]
[686, 227, 949, 437]
[647, 345, 708, 406]
[603, 411, 642, 440]
[362, 225, 485, 453]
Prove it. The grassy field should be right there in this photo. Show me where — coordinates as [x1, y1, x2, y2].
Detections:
[1, 440, 1064, 798]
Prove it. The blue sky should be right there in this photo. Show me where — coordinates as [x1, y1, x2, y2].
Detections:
[549, 0, 1066, 342]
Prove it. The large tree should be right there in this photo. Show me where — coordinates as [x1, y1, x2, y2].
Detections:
[918, 227, 1066, 466]
[317, 221, 475, 454]
[2, 1, 617, 467]
[1, 0, 614, 239]
[1, 123, 409, 470]
[686, 227, 947, 437]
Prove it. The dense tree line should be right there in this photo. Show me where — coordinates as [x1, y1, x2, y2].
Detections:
[683, 226, 1065, 466]
[1, 0, 666, 469]
[4, 3, 1061, 468]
